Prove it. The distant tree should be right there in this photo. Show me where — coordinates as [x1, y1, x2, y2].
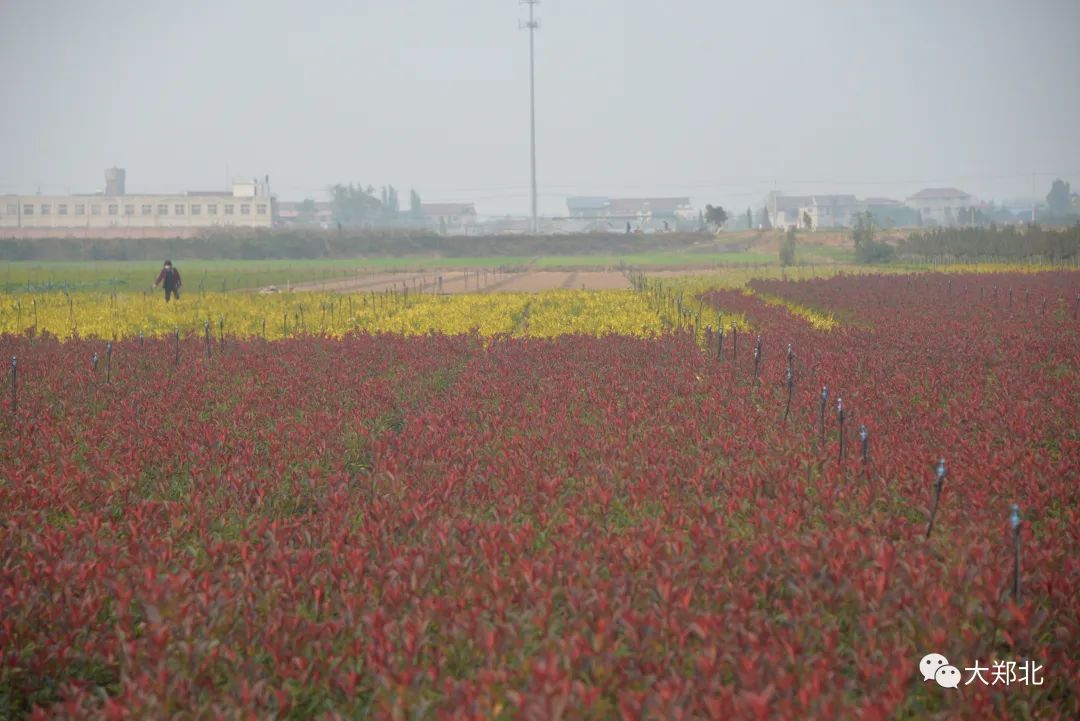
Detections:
[779, 226, 797, 266]
[958, 206, 990, 227]
[698, 210, 706, 229]
[802, 210, 813, 230]
[757, 207, 772, 230]
[745, 207, 753, 230]
[410, 189, 424, 219]
[298, 198, 317, 222]
[1047, 179, 1072, 217]
[984, 202, 1015, 225]
[705, 204, 728, 230]
[852, 211, 895, 263]
[381, 185, 401, 224]
[867, 204, 920, 228]
[330, 183, 382, 227]
[898, 224, 1080, 261]
[852, 210, 875, 249]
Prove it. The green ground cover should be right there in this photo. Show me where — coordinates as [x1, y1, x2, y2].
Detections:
[0, 251, 793, 292]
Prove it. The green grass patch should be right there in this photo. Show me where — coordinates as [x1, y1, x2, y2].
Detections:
[0, 251, 785, 293]
[534, 251, 776, 268]
[798, 243, 856, 263]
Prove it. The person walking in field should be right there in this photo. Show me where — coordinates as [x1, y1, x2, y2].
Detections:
[154, 260, 182, 301]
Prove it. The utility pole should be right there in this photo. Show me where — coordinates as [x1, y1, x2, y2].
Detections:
[521, 0, 540, 234]
[1031, 172, 1036, 224]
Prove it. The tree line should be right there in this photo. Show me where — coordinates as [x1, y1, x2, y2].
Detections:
[328, 184, 426, 228]
[897, 224, 1080, 262]
[0, 230, 713, 262]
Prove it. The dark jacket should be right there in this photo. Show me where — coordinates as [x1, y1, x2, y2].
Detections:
[155, 266, 182, 289]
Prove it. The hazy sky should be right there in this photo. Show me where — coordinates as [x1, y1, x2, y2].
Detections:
[2, 0, 1078, 215]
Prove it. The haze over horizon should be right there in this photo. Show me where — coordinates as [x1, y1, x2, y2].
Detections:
[2, 0, 1078, 216]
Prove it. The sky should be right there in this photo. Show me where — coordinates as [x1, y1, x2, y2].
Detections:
[1, 0, 1078, 216]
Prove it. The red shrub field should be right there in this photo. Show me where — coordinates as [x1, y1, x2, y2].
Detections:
[1, 271, 1078, 719]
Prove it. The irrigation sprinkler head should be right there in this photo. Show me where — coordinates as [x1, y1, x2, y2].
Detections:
[836, 396, 843, 416]
[821, 386, 828, 403]
[10, 356, 15, 370]
[935, 458, 946, 487]
[1009, 504, 1021, 531]
[787, 343, 793, 361]
[859, 425, 868, 443]
[91, 352, 99, 370]
[786, 367, 793, 387]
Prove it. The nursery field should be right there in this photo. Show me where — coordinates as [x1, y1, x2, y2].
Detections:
[0, 253, 781, 295]
[1, 269, 1078, 719]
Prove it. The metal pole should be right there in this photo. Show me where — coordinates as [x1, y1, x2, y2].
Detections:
[1031, 173, 1036, 224]
[522, 0, 539, 234]
[926, 459, 946, 539]
[1010, 504, 1021, 601]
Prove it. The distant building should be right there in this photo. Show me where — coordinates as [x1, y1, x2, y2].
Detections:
[483, 216, 533, 235]
[274, 200, 333, 228]
[798, 195, 858, 230]
[907, 187, 973, 226]
[767, 194, 813, 229]
[566, 196, 611, 218]
[858, 197, 919, 228]
[104, 167, 126, 195]
[421, 202, 477, 234]
[564, 196, 695, 230]
[863, 197, 903, 207]
[767, 193, 858, 230]
[0, 169, 274, 237]
[608, 197, 694, 222]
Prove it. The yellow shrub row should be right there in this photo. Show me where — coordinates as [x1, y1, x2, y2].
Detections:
[0, 289, 672, 340]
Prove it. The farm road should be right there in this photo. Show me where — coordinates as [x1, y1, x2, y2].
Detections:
[266, 268, 636, 294]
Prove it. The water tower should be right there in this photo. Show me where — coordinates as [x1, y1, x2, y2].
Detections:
[105, 167, 126, 195]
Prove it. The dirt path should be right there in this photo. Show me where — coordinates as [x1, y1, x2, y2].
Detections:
[260, 269, 651, 295]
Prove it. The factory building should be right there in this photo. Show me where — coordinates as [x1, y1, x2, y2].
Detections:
[0, 169, 274, 236]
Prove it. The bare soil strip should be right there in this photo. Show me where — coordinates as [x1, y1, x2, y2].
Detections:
[265, 269, 654, 295]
